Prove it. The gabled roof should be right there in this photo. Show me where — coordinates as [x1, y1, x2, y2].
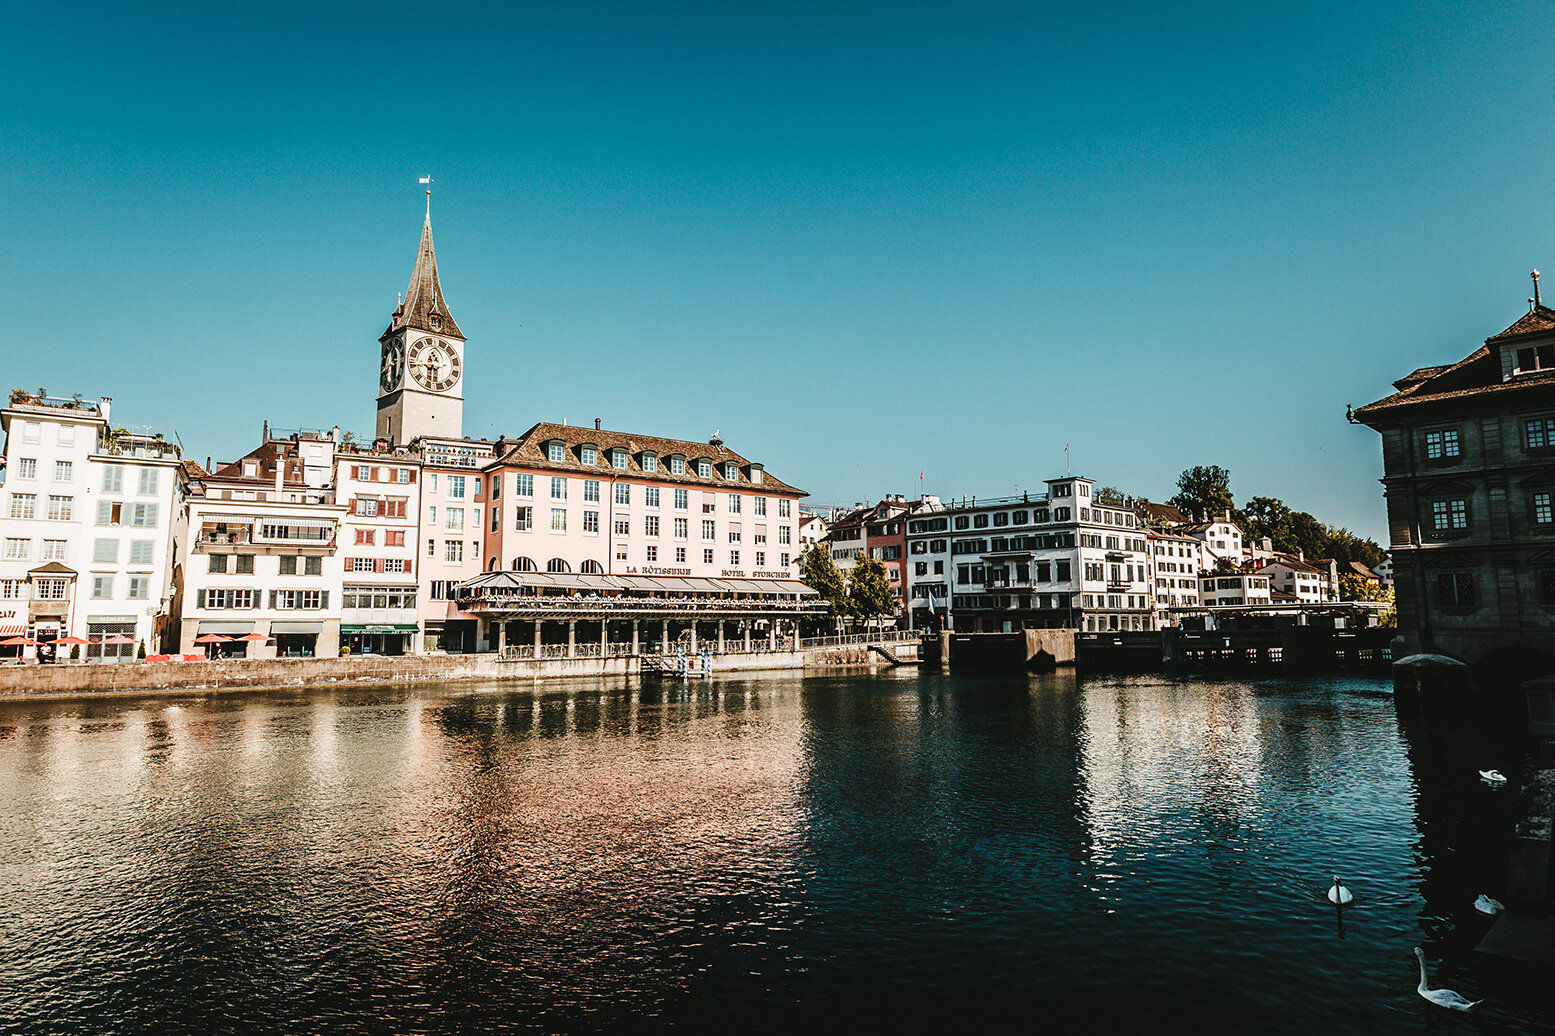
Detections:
[494, 422, 803, 495]
[1142, 501, 1188, 525]
[207, 438, 328, 487]
[28, 561, 76, 576]
[384, 214, 463, 340]
[1488, 304, 1555, 340]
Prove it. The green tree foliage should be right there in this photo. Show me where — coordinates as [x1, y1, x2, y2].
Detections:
[1096, 486, 1126, 506]
[1170, 466, 1234, 523]
[1338, 573, 1391, 602]
[847, 553, 896, 620]
[800, 544, 849, 617]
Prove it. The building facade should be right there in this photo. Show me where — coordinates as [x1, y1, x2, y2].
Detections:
[1354, 285, 1555, 679]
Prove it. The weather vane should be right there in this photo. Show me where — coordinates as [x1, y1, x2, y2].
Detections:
[420, 175, 434, 217]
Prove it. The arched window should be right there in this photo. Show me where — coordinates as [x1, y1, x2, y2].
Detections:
[546, 558, 571, 573]
[512, 557, 537, 572]
[487, 557, 498, 571]
[580, 560, 603, 573]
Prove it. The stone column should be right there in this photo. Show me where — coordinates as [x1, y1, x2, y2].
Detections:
[600, 620, 608, 657]
[496, 620, 507, 654]
[533, 620, 542, 654]
[768, 622, 777, 651]
[743, 623, 751, 652]
[689, 622, 697, 652]
[661, 620, 669, 652]
[791, 623, 800, 650]
[567, 620, 577, 658]
[717, 620, 725, 653]
[631, 620, 640, 655]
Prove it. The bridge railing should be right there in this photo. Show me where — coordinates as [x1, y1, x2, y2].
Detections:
[800, 630, 922, 648]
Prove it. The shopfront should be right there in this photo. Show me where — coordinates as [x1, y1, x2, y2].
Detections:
[271, 620, 322, 658]
[340, 623, 416, 656]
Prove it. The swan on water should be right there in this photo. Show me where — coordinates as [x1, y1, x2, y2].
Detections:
[1474, 894, 1504, 915]
[1327, 876, 1353, 906]
[1479, 769, 1507, 784]
[1413, 947, 1481, 1011]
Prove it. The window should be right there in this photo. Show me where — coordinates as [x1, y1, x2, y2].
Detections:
[580, 446, 597, 466]
[614, 517, 630, 536]
[128, 503, 157, 527]
[427, 538, 436, 557]
[1536, 492, 1553, 526]
[41, 540, 66, 561]
[730, 551, 740, 566]
[547, 442, 565, 463]
[729, 524, 742, 543]
[670, 456, 685, 475]
[355, 528, 376, 545]
[615, 483, 630, 506]
[781, 553, 790, 568]
[676, 547, 687, 563]
[584, 479, 600, 502]
[445, 540, 464, 562]
[275, 590, 326, 610]
[646, 516, 660, 537]
[34, 577, 66, 599]
[491, 507, 500, 532]
[53, 460, 73, 482]
[10, 494, 36, 519]
[1424, 428, 1461, 460]
[547, 558, 571, 573]
[210, 554, 229, 573]
[645, 487, 660, 508]
[1431, 498, 1469, 532]
[279, 556, 298, 575]
[551, 477, 567, 500]
[235, 555, 254, 574]
[779, 526, 791, 545]
[137, 468, 158, 495]
[428, 473, 438, 492]
[1436, 572, 1475, 607]
[515, 474, 533, 497]
[755, 552, 765, 567]
[697, 459, 711, 477]
[57, 424, 75, 447]
[448, 475, 466, 499]
[778, 499, 790, 518]
[1515, 344, 1555, 374]
[728, 494, 741, 514]
[3, 539, 28, 560]
[674, 518, 688, 540]
[16, 458, 36, 480]
[514, 506, 533, 532]
[973, 514, 989, 528]
[954, 516, 970, 530]
[490, 475, 500, 499]
[445, 507, 465, 531]
[427, 505, 437, 524]
[702, 520, 716, 541]
[646, 545, 658, 562]
[612, 449, 628, 470]
[674, 489, 688, 510]
[551, 508, 567, 532]
[22, 422, 39, 444]
[91, 575, 114, 599]
[584, 510, 600, 534]
[91, 538, 119, 564]
[128, 576, 149, 600]
[642, 454, 657, 473]
[703, 549, 715, 564]
[615, 544, 628, 561]
[351, 557, 374, 572]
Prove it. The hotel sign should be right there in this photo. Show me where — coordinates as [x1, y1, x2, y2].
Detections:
[626, 565, 693, 577]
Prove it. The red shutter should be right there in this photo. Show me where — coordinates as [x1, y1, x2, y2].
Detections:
[374, 558, 385, 573]
[408, 469, 416, 484]
[343, 557, 353, 571]
[403, 558, 413, 575]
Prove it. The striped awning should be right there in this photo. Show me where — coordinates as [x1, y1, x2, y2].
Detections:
[0, 624, 26, 636]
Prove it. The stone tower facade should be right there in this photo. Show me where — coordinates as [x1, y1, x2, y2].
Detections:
[376, 206, 465, 445]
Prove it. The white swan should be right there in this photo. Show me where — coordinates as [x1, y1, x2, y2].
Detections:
[1327, 876, 1353, 906]
[1414, 947, 1481, 1011]
[1474, 894, 1504, 916]
[1479, 769, 1507, 784]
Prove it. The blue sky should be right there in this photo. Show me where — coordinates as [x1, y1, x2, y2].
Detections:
[6, 1, 1554, 539]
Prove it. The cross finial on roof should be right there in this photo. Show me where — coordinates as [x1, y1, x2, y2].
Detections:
[1533, 269, 1542, 309]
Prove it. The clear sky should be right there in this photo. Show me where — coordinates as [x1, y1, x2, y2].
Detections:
[7, 1, 1554, 539]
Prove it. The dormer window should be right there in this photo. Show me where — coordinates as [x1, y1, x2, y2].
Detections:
[669, 455, 686, 475]
[580, 445, 597, 465]
[243, 461, 257, 477]
[642, 453, 658, 473]
[1515, 343, 1555, 374]
[429, 314, 442, 330]
[612, 449, 628, 470]
[749, 464, 763, 484]
[546, 441, 565, 463]
[723, 461, 739, 480]
[697, 459, 712, 478]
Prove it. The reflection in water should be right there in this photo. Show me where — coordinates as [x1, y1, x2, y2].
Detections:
[0, 673, 1546, 1033]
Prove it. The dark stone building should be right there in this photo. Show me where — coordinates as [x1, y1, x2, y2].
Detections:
[1355, 278, 1555, 691]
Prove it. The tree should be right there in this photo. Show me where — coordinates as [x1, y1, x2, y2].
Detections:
[800, 544, 848, 618]
[1338, 573, 1390, 602]
[847, 554, 896, 622]
[1096, 486, 1126, 506]
[1170, 466, 1234, 523]
[1241, 496, 1293, 546]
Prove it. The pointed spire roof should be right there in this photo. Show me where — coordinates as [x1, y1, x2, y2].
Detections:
[384, 213, 463, 339]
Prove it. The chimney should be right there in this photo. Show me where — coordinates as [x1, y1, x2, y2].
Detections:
[274, 459, 284, 494]
[331, 425, 340, 445]
[595, 417, 601, 430]
[98, 397, 112, 424]
[263, 420, 270, 441]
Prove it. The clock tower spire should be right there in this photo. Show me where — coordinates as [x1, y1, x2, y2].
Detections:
[376, 188, 465, 445]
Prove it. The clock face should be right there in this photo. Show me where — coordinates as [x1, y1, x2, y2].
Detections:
[408, 337, 461, 393]
[380, 336, 404, 393]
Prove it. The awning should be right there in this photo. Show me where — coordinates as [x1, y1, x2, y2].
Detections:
[341, 623, 419, 634]
[197, 621, 254, 635]
[0, 625, 25, 636]
[271, 621, 323, 634]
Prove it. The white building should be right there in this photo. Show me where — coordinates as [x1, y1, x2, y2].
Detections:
[177, 431, 346, 657]
[1185, 518, 1245, 568]
[798, 511, 829, 552]
[905, 476, 1154, 633]
[1, 393, 184, 659]
[1198, 573, 1272, 608]
[1146, 528, 1204, 626]
[1256, 556, 1333, 603]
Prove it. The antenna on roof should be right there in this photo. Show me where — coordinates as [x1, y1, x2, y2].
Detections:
[1533, 269, 1542, 309]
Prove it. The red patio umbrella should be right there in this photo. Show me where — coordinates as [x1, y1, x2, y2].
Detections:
[192, 634, 233, 645]
[55, 636, 90, 646]
[236, 632, 272, 642]
[101, 635, 138, 645]
[0, 636, 35, 646]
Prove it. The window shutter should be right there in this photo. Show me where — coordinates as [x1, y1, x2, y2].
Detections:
[269, 590, 278, 609]
[196, 589, 205, 608]
[375, 559, 384, 573]
[408, 469, 416, 484]
[319, 591, 329, 608]
[403, 558, 413, 575]
[349, 465, 358, 480]
[343, 557, 353, 571]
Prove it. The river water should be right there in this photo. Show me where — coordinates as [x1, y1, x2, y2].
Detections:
[0, 670, 1545, 1033]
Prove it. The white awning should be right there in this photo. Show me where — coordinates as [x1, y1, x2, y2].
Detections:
[197, 621, 255, 635]
[271, 621, 323, 634]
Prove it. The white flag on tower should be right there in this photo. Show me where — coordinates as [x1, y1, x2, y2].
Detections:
[419, 176, 432, 184]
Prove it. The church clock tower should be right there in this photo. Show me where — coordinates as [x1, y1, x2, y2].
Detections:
[376, 196, 465, 445]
